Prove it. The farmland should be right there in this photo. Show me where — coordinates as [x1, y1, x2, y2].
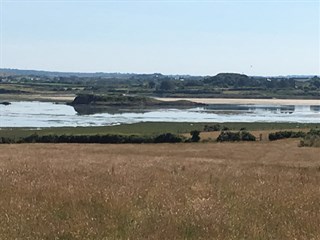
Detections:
[0, 140, 319, 239]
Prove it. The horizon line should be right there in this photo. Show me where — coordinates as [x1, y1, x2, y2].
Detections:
[0, 67, 319, 78]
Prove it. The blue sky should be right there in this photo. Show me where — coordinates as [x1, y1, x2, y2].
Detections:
[1, 0, 319, 76]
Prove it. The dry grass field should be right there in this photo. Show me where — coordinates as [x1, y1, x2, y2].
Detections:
[0, 140, 319, 240]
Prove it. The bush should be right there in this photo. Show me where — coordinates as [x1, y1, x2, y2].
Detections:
[204, 124, 221, 132]
[217, 131, 256, 142]
[203, 124, 230, 132]
[190, 130, 200, 142]
[217, 131, 241, 142]
[154, 133, 183, 143]
[0, 137, 15, 144]
[21, 133, 40, 143]
[300, 129, 320, 147]
[269, 131, 306, 141]
[240, 131, 256, 141]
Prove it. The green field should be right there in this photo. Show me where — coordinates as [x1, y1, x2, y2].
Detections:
[1, 122, 320, 139]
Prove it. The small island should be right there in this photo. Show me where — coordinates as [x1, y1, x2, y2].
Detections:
[0, 102, 11, 106]
[68, 94, 206, 114]
[69, 94, 206, 108]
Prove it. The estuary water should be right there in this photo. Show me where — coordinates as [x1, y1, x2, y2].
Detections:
[0, 101, 319, 128]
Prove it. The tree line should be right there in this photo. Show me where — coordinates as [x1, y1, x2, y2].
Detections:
[1, 129, 318, 145]
[0, 130, 256, 144]
[0, 133, 183, 144]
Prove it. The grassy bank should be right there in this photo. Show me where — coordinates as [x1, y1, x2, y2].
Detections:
[1, 122, 320, 139]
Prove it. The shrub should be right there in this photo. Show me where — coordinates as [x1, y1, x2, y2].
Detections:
[0, 137, 15, 144]
[203, 124, 230, 132]
[240, 131, 256, 141]
[204, 124, 221, 132]
[217, 131, 256, 142]
[300, 129, 320, 147]
[190, 130, 200, 142]
[269, 131, 306, 141]
[154, 133, 183, 143]
[217, 131, 241, 142]
[21, 133, 40, 143]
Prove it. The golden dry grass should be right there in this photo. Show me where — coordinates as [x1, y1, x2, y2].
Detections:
[0, 140, 320, 239]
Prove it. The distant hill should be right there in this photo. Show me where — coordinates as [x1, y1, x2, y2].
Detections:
[0, 68, 137, 78]
[0, 68, 200, 79]
[0, 68, 317, 79]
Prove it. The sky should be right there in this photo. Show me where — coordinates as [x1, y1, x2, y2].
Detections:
[0, 0, 319, 76]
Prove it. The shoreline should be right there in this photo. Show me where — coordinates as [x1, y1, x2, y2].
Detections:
[155, 97, 320, 106]
[1, 94, 320, 106]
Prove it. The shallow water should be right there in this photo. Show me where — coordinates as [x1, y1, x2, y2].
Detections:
[0, 101, 319, 127]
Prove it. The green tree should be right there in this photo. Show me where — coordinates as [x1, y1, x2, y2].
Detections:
[148, 80, 156, 89]
[159, 80, 175, 91]
[190, 130, 200, 142]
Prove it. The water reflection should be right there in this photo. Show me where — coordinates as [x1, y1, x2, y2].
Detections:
[311, 105, 320, 113]
[204, 104, 296, 114]
[0, 102, 319, 128]
[73, 104, 196, 115]
[72, 104, 320, 116]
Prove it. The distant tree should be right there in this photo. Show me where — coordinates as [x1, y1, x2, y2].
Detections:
[184, 80, 204, 87]
[148, 80, 156, 89]
[190, 130, 200, 142]
[159, 80, 175, 91]
[278, 79, 290, 88]
[310, 77, 320, 88]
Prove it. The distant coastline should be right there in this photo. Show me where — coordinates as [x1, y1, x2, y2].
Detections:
[1, 94, 320, 106]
